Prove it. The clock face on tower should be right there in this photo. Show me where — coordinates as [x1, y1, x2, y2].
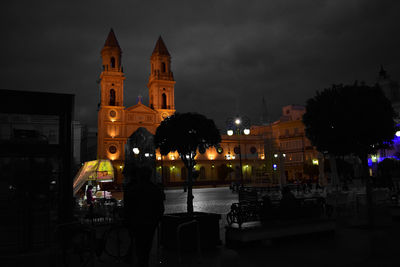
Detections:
[109, 145, 117, 154]
[110, 110, 117, 118]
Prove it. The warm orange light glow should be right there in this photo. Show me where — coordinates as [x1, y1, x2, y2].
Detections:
[260, 154, 265, 160]
[108, 124, 119, 138]
[207, 152, 216, 160]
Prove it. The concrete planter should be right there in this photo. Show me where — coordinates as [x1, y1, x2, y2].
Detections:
[161, 212, 221, 251]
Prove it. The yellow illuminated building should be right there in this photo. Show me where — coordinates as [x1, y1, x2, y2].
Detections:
[157, 105, 320, 186]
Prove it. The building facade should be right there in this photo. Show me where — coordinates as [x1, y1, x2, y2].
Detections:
[97, 30, 176, 184]
[96, 30, 320, 186]
[157, 105, 320, 186]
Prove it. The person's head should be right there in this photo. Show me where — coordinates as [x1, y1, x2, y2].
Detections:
[87, 185, 93, 191]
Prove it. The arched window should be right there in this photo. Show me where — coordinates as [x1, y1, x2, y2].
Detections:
[161, 62, 166, 72]
[109, 89, 116, 106]
[162, 93, 167, 109]
[150, 95, 154, 109]
[111, 57, 116, 68]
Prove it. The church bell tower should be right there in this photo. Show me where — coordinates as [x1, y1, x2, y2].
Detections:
[97, 29, 126, 161]
[148, 36, 176, 121]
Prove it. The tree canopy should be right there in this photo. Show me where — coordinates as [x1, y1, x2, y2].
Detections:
[155, 112, 221, 167]
[303, 83, 397, 158]
[154, 112, 221, 214]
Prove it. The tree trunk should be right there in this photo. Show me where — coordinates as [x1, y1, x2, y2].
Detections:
[360, 153, 373, 227]
[187, 166, 194, 215]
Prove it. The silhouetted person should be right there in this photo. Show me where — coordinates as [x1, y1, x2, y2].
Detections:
[124, 166, 165, 267]
[86, 185, 94, 220]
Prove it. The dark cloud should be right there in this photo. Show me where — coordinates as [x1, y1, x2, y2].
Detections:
[1, 0, 399, 129]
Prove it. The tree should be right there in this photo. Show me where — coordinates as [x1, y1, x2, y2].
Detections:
[303, 82, 397, 225]
[303, 82, 396, 170]
[154, 112, 221, 215]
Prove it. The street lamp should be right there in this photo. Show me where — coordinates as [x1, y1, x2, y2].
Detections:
[273, 152, 286, 188]
[226, 115, 251, 187]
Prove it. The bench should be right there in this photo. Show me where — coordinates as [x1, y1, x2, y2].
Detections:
[226, 189, 262, 228]
[227, 195, 326, 228]
[226, 201, 262, 228]
[225, 196, 334, 246]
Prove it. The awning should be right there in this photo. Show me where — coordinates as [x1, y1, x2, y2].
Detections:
[73, 159, 114, 195]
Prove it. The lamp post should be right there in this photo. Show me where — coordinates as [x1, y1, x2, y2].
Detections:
[273, 152, 286, 188]
[226, 116, 251, 187]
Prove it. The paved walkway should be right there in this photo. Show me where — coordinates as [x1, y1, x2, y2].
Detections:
[4, 187, 400, 266]
[64, 219, 400, 267]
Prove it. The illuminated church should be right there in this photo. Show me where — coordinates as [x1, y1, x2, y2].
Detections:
[97, 29, 176, 184]
[97, 29, 321, 187]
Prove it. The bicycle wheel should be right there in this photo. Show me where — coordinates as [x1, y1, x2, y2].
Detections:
[103, 225, 132, 260]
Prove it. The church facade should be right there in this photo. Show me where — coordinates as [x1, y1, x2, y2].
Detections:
[97, 30, 176, 184]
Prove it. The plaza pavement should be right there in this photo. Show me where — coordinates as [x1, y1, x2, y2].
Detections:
[95, 187, 400, 266]
[4, 187, 400, 266]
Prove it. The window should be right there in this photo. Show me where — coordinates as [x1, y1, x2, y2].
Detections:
[109, 89, 116, 106]
[162, 93, 167, 109]
[111, 57, 115, 68]
[161, 62, 166, 72]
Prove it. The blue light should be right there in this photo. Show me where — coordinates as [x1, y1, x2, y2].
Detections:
[368, 129, 400, 166]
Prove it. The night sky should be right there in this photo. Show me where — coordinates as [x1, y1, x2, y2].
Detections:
[2, 0, 400, 130]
